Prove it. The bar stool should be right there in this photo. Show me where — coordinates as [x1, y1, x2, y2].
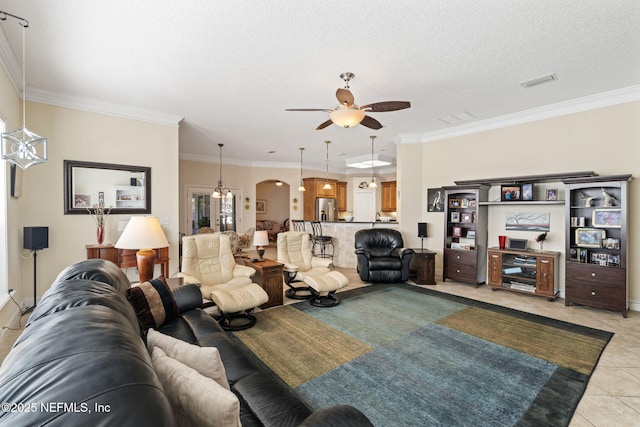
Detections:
[310, 221, 334, 260]
[291, 220, 306, 232]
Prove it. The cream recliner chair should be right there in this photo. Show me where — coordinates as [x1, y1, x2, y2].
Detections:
[178, 233, 268, 330]
[277, 231, 348, 307]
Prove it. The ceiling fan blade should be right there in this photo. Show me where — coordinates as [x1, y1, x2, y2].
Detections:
[360, 101, 411, 112]
[336, 88, 355, 107]
[285, 108, 332, 112]
[316, 119, 334, 130]
[360, 115, 383, 130]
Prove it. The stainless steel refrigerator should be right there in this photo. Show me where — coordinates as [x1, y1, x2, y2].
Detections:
[316, 198, 338, 221]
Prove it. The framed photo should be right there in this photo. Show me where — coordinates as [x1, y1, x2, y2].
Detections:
[521, 183, 534, 201]
[468, 199, 477, 208]
[466, 230, 476, 239]
[592, 208, 622, 228]
[575, 228, 605, 248]
[74, 194, 91, 207]
[427, 188, 444, 212]
[546, 188, 558, 201]
[448, 199, 461, 208]
[500, 185, 521, 201]
[98, 192, 105, 207]
[461, 199, 469, 208]
[578, 248, 588, 263]
[607, 254, 620, 266]
[590, 252, 608, 266]
[569, 248, 578, 261]
[461, 213, 472, 223]
[10, 164, 23, 198]
[450, 212, 460, 222]
[452, 226, 462, 237]
[256, 199, 267, 214]
[604, 237, 620, 250]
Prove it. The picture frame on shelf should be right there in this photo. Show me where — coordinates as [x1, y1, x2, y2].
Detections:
[450, 212, 460, 222]
[461, 199, 469, 208]
[579, 248, 588, 263]
[608, 254, 620, 266]
[449, 199, 461, 208]
[575, 228, 606, 248]
[546, 188, 558, 201]
[521, 183, 534, 201]
[466, 230, 476, 239]
[452, 226, 462, 237]
[468, 199, 477, 208]
[500, 185, 521, 201]
[461, 213, 472, 223]
[604, 238, 620, 250]
[590, 252, 608, 266]
[571, 216, 586, 227]
[569, 248, 578, 261]
[592, 208, 622, 228]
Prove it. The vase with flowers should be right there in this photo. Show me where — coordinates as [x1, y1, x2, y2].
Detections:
[535, 232, 547, 250]
[88, 204, 112, 245]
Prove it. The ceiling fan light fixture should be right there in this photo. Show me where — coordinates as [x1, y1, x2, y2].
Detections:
[329, 107, 365, 128]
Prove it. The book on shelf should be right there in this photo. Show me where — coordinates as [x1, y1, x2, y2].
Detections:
[509, 282, 536, 292]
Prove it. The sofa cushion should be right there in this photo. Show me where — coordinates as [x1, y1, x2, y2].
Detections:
[151, 347, 241, 427]
[128, 277, 179, 330]
[147, 328, 229, 390]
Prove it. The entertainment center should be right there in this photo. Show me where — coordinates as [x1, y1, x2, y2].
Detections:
[442, 171, 632, 317]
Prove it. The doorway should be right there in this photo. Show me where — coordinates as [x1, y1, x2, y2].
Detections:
[186, 185, 242, 235]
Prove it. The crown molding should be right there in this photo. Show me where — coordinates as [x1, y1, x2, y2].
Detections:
[26, 88, 183, 127]
[399, 85, 640, 144]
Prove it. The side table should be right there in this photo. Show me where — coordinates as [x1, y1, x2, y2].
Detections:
[409, 248, 436, 285]
[245, 258, 284, 308]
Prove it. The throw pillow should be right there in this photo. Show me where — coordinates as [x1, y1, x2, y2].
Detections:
[147, 328, 229, 390]
[151, 347, 241, 427]
[127, 276, 179, 330]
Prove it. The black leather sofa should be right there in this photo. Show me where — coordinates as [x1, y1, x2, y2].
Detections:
[0, 259, 373, 427]
[354, 228, 414, 283]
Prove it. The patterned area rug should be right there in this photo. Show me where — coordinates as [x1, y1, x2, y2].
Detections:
[233, 284, 612, 426]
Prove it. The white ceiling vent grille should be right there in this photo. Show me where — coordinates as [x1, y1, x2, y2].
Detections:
[520, 73, 557, 88]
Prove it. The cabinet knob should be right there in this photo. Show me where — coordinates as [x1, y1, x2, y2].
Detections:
[591, 291, 596, 296]
[591, 272, 596, 277]
[456, 255, 460, 259]
[456, 269, 460, 273]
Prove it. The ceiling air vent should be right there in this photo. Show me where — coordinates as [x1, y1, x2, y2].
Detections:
[520, 73, 557, 88]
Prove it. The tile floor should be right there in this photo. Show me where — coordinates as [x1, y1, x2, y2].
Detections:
[1, 249, 638, 426]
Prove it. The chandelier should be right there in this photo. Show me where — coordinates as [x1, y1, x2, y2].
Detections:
[368, 136, 378, 189]
[297, 147, 306, 192]
[0, 10, 48, 170]
[212, 144, 232, 199]
[323, 141, 332, 190]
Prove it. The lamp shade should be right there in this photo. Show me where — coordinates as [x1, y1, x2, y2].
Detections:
[330, 108, 365, 128]
[115, 216, 169, 250]
[253, 230, 269, 247]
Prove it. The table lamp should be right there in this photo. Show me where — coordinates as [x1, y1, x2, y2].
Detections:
[115, 216, 169, 283]
[253, 230, 269, 261]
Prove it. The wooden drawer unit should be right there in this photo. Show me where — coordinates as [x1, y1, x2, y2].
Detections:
[86, 244, 169, 277]
[444, 249, 479, 285]
[565, 262, 627, 316]
[245, 259, 284, 309]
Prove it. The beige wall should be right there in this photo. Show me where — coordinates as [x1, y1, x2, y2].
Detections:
[0, 68, 179, 326]
[397, 101, 640, 308]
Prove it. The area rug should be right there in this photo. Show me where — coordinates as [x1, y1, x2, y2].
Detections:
[233, 283, 612, 427]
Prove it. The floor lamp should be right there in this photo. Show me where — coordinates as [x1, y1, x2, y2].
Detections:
[115, 216, 169, 283]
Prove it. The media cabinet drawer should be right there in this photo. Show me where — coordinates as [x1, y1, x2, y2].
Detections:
[565, 262, 625, 286]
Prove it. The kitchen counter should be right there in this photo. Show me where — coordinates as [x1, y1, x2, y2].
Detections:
[317, 221, 399, 268]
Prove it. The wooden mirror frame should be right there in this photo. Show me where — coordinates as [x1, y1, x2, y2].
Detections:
[64, 160, 151, 214]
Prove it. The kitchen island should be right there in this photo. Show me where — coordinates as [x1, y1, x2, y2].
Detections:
[318, 221, 399, 268]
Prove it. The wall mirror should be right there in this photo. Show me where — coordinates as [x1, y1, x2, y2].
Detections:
[64, 160, 151, 214]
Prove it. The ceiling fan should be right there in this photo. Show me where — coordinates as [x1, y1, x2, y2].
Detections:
[286, 72, 411, 130]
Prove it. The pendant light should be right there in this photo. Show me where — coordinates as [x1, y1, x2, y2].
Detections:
[0, 11, 48, 170]
[212, 144, 232, 199]
[323, 141, 332, 190]
[297, 147, 306, 192]
[368, 136, 378, 189]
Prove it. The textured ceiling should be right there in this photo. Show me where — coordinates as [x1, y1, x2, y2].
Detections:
[0, 1, 638, 173]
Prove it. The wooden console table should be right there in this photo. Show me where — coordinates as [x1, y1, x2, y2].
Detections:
[409, 248, 436, 285]
[244, 258, 284, 309]
[86, 244, 170, 277]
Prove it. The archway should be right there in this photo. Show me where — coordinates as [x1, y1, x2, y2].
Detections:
[255, 180, 290, 238]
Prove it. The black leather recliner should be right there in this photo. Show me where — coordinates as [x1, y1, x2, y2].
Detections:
[354, 228, 414, 283]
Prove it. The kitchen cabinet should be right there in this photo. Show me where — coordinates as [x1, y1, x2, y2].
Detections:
[381, 181, 396, 212]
